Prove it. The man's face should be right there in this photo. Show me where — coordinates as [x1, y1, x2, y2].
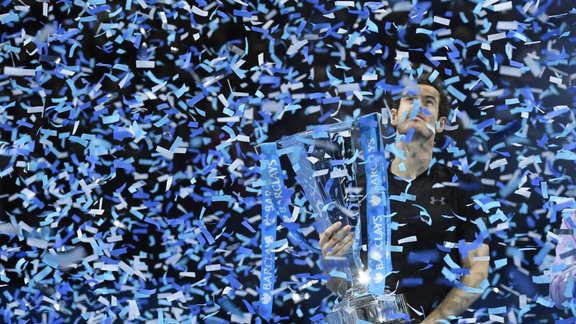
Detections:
[391, 84, 446, 139]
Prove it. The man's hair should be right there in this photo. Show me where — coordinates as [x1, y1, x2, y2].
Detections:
[392, 72, 451, 119]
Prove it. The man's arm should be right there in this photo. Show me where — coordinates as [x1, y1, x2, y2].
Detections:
[422, 243, 489, 323]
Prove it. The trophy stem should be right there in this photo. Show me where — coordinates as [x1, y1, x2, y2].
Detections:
[326, 254, 412, 324]
[326, 289, 411, 324]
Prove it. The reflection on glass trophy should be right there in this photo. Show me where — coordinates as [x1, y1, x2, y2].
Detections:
[276, 113, 410, 323]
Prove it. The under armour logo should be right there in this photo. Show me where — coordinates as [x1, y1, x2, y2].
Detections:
[430, 196, 446, 205]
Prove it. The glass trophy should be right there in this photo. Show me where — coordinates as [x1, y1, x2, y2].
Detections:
[275, 113, 411, 323]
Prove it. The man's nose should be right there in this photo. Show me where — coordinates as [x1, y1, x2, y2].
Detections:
[409, 103, 421, 120]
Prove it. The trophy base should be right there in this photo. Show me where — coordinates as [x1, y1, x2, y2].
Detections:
[325, 292, 411, 324]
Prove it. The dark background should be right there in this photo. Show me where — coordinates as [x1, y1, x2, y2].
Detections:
[0, 0, 575, 322]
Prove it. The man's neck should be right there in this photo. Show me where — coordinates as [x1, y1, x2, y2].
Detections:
[390, 135, 435, 180]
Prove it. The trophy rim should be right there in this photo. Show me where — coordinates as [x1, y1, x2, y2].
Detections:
[254, 112, 385, 153]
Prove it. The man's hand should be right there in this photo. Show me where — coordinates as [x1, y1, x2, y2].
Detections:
[320, 222, 354, 296]
[319, 221, 354, 258]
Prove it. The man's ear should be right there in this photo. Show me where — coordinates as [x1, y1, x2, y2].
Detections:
[390, 109, 398, 127]
[436, 116, 447, 133]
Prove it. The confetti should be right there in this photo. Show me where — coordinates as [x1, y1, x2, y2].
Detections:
[0, 0, 574, 322]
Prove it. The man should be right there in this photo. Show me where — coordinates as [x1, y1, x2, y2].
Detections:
[550, 211, 576, 309]
[320, 72, 490, 322]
